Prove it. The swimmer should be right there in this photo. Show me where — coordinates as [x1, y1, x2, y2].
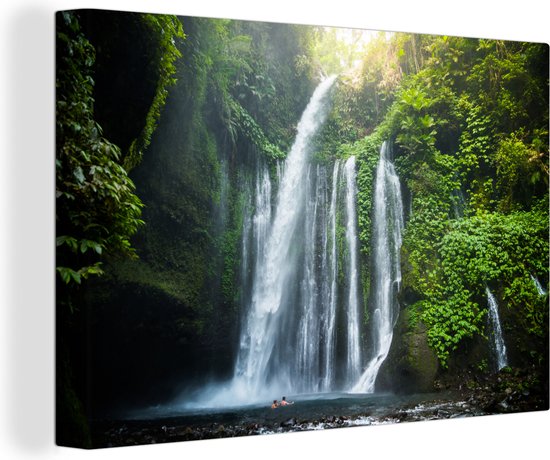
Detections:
[280, 396, 294, 406]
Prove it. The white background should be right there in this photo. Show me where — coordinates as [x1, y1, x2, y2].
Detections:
[1, 0, 548, 459]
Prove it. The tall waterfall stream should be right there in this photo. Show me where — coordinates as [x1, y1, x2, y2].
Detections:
[232, 75, 364, 400]
[352, 142, 404, 393]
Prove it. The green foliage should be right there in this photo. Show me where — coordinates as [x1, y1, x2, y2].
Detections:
[352, 134, 384, 259]
[310, 28, 346, 75]
[457, 99, 494, 183]
[220, 183, 247, 307]
[199, 20, 316, 157]
[314, 76, 369, 161]
[495, 129, 548, 211]
[401, 194, 450, 294]
[126, 15, 185, 169]
[227, 97, 285, 159]
[314, 33, 406, 160]
[357, 33, 403, 122]
[467, 41, 542, 129]
[360, 33, 549, 367]
[55, 10, 188, 447]
[56, 12, 144, 286]
[109, 257, 207, 308]
[74, 10, 186, 171]
[56, 263, 104, 286]
[417, 209, 549, 366]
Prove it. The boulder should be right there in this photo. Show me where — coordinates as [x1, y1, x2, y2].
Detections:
[377, 307, 439, 393]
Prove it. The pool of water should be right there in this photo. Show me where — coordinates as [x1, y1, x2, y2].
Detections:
[92, 390, 483, 448]
[120, 391, 461, 428]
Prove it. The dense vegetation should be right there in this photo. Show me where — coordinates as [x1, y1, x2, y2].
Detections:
[56, 10, 548, 446]
[342, 36, 548, 381]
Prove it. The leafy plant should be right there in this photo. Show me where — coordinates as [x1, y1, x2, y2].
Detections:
[56, 12, 145, 287]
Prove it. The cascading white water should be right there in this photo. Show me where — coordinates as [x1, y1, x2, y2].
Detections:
[294, 159, 362, 393]
[352, 141, 404, 393]
[186, 77, 381, 408]
[237, 163, 272, 353]
[253, 166, 272, 276]
[451, 188, 466, 219]
[231, 76, 337, 400]
[296, 164, 322, 391]
[320, 160, 341, 391]
[343, 156, 362, 383]
[531, 274, 547, 296]
[485, 287, 508, 371]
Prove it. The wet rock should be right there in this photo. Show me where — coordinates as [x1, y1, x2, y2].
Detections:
[247, 423, 259, 432]
[378, 308, 439, 393]
[281, 418, 297, 428]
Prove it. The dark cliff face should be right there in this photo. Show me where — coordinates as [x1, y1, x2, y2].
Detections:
[78, 9, 161, 155]
[56, 10, 180, 443]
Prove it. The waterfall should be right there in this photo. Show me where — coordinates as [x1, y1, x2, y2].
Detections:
[343, 156, 362, 383]
[531, 274, 547, 296]
[320, 160, 340, 391]
[231, 76, 337, 400]
[452, 188, 466, 219]
[352, 141, 404, 393]
[189, 78, 403, 409]
[294, 159, 362, 393]
[485, 287, 508, 371]
[296, 164, 322, 391]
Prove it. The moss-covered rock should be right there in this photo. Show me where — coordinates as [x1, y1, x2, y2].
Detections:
[377, 307, 439, 393]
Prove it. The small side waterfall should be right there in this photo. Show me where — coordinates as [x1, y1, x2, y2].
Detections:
[452, 188, 466, 219]
[485, 287, 508, 371]
[352, 141, 404, 393]
[531, 274, 547, 296]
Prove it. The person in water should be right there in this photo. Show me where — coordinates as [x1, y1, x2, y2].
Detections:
[271, 400, 279, 409]
[280, 396, 294, 406]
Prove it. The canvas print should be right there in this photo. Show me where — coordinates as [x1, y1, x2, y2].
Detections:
[55, 8, 549, 449]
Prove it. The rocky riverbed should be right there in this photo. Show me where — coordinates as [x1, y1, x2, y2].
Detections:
[91, 369, 548, 449]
